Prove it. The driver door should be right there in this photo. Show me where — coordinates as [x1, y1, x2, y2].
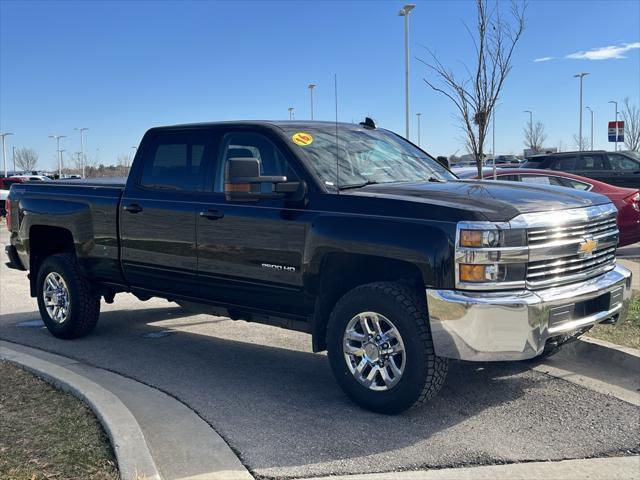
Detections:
[196, 129, 308, 315]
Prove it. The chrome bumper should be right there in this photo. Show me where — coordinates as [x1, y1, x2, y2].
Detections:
[426, 264, 633, 361]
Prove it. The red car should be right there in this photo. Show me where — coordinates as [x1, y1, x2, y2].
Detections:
[456, 168, 640, 247]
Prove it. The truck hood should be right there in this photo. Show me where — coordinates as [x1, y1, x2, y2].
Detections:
[346, 179, 611, 222]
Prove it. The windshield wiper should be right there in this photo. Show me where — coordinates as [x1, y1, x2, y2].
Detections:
[338, 180, 382, 191]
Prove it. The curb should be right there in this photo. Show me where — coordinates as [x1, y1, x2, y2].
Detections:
[0, 342, 160, 480]
[577, 336, 640, 371]
[297, 456, 640, 480]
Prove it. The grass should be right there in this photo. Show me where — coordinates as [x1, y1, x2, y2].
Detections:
[0, 361, 118, 480]
[587, 296, 640, 349]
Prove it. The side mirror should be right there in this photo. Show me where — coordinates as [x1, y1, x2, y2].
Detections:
[224, 157, 304, 202]
[436, 156, 450, 169]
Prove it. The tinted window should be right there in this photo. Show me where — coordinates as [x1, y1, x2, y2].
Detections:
[215, 132, 298, 192]
[140, 132, 210, 191]
[558, 177, 592, 190]
[607, 154, 640, 171]
[495, 174, 519, 181]
[551, 156, 577, 171]
[575, 155, 605, 170]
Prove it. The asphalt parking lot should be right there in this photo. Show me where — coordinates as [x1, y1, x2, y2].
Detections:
[1, 229, 639, 479]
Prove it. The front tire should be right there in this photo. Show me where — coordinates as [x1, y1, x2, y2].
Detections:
[327, 281, 448, 414]
[37, 253, 100, 339]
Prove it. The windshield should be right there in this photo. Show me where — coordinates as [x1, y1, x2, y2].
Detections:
[284, 126, 455, 190]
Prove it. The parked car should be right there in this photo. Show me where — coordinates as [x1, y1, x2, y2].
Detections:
[521, 150, 639, 188]
[5, 120, 633, 414]
[10, 174, 52, 182]
[0, 176, 27, 190]
[456, 168, 640, 247]
[0, 189, 8, 216]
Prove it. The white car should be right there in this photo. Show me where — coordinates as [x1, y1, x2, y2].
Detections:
[10, 175, 52, 182]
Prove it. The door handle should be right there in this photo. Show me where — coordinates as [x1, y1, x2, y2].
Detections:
[124, 203, 143, 214]
[199, 209, 224, 220]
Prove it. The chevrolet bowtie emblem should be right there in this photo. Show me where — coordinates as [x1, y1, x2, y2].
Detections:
[578, 238, 598, 256]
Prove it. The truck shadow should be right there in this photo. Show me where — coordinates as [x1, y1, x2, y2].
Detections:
[1, 304, 638, 476]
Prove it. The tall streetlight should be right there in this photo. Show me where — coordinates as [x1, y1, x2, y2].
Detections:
[49, 135, 66, 177]
[523, 110, 533, 127]
[12, 146, 16, 173]
[416, 112, 422, 146]
[288, 107, 295, 120]
[1, 132, 14, 177]
[59, 149, 66, 175]
[399, 3, 416, 140]
[74, 127, 89, 178]
[608, 100, 618, 151]
[492, 108, 497, 180]
[574, 72, 589, 151]
[308, 84, 316, 120]
[586, 106, 594, 151]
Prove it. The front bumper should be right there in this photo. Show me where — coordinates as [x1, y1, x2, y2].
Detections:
[426, 264, 633, 361]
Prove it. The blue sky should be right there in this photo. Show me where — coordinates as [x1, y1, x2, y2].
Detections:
[1, 0, 639, 169]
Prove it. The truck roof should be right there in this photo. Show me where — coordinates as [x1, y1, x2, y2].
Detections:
[149, 120, 366, 132]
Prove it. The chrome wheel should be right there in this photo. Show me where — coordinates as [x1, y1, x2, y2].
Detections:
[42, 272, 70, 324]
[343, 311, 406, 391]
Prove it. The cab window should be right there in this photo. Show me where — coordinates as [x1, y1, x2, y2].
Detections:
[140, 131, 211, 191]
[215, 132, 298, 193]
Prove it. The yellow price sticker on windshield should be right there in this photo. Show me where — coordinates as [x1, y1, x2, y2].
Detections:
[292, 132, 313, 146]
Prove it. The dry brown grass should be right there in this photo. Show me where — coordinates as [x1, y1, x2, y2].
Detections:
[588, 296, 640, 350]
[0, 361, 118, 480]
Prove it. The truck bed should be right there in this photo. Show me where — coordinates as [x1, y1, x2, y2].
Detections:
[8, 179, 125, 284]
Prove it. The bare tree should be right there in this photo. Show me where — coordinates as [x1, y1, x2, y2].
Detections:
[621, 97, 640, 151]
[572, 134, 588, 151]
[523, 120, 547, 152]
[14, 147, 39, 171]
[420, 0, 526, 176]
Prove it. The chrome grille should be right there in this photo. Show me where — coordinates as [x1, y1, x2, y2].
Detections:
[526, 212, 618, 289]
[528, 216, 618, 245]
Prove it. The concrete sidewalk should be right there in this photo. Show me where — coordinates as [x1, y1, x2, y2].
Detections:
[618, 258, 639, 295]
[0, 340, 252, 480]
[301, 456, 640, 480]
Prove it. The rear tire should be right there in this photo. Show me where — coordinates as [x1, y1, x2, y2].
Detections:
[327, 281, 448, 414]
[36, 253, 100, 339]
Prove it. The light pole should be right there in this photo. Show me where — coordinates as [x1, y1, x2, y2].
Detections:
[398, 3, 416, 140]
[586, 107, 594, 151]
[288, 107, 295, 120]
[59, 149, 66, 175]
[608, 100, 618, 151]
[308, 84, 316, 120]
[0, 132, 14, 177]
[574, 72, 589, 151]
[74, 127, 89, 178]
[12, 146, 16, 173]
[416, 112, 422, 146]
[492, 108, 497, 179]
[523, 110, 533, 152]
[49, 135, 66, 177]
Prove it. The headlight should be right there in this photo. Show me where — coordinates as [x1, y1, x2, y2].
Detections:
[455, 222, 528, 290]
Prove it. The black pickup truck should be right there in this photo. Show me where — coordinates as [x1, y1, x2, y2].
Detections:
[5, 120, 633, 413]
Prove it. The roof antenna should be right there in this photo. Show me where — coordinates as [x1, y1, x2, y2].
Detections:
[334, 73, 340, 194]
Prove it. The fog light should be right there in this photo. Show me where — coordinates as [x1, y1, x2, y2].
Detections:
[459, 264, 486, 282]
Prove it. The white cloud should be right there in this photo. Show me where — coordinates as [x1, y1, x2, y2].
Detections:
[534, 57, 553, 62]
[566, 42, 640, 60]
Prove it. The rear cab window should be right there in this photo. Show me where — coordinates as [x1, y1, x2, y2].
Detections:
[139, 131, 214, 191]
